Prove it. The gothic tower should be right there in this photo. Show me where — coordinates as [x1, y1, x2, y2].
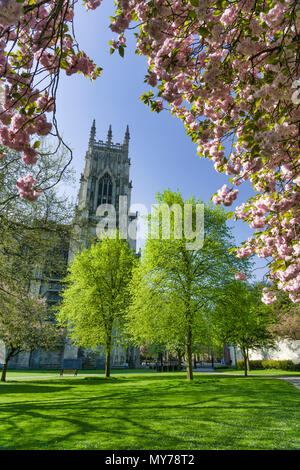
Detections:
[70, 121, 137, 259]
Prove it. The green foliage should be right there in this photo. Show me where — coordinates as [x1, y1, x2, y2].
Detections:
[213, 282, 277, 363]
[269, 289, 300, 340]
[0, 283, 64, 381]
[0, 144, 74, 288]
[236, 359, 300, 372]
[128, 266, 186, 358]
[0, 144, 75, 380]
[236, 360, 263, 370]
[128, 189, 248, 380]
[56, 235, 136, 376]
[140, 90, 154, 106]
[261, 360, 300, 371]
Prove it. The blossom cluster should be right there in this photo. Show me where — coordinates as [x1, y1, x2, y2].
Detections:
[16, 174, 42, 201]
[109, 0, 300, 302]
[235, 271, 247, 281]
[262, 288, 277, 305]
[0, 0, 102, 197]
[212, 184, 238, 207]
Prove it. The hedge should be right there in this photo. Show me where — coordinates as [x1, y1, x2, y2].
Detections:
[261, 360, 300, 371]
[236, 359, 300, 371]
[236, 360, 263, 370]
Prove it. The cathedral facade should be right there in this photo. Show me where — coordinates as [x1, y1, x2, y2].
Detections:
[0, 122, 140, 370]
[70, 121, 137, 259]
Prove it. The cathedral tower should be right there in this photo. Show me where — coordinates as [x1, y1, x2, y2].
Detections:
[71, 122, 137, 258]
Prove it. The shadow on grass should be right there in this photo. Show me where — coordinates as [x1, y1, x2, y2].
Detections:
[1, 372, 297, 390]
[0, 383, 72, 395]
[0, 373, 299, 450]
[1, 373, 298, 397]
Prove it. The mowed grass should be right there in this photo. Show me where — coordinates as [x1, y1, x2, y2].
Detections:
[1, 369, 155, 379]
[0, 372, 300, 450]
[214, 368, 300, 376]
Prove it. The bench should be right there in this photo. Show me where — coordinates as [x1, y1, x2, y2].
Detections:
[60, 369, 78, 376]
[60, 358, 82, 377]
[156, 362, 179, 372]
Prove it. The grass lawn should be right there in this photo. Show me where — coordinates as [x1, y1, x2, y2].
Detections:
[214, 368, 300, 376]
[1, 369, 155, 379]
[0, 371, 299, 450]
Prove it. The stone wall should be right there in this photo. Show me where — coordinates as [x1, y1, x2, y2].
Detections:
[229, 339, 300, 365]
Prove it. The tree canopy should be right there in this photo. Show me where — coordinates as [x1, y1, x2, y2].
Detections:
[127, 189, 251, 380]
[0, 145, 74, 292]
[212, 280, 277, 375]
[0, 282, 64, 381]
[56, 235, 137, 377]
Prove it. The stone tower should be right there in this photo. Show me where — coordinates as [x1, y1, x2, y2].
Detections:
[69, 121, 137, 259]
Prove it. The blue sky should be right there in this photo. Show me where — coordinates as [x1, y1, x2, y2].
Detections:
[55, 1, 268, 279]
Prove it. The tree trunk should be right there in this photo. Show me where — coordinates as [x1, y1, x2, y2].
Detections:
[193, 355, 197, 368]
[211, 352, 214, 369]
[246, 353, 250, 372]
[234, 346, 238, 370]
[160, 352, 163, 368]
[176, 350, 182, 371]
[1, 360, 7, 382]
[185, 320, 193, 381]
[1, 349, 16, 382]
[242, 348, 248, 377]
[105, 337, 112, 378]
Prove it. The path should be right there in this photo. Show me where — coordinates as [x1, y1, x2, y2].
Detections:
[194, 370, 300, 390]
[275, 376, 300, 390]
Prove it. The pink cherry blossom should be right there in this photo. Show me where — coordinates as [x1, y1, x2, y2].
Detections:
[85, 0, 101, 11]
[0, 0, 23, 27]
[16, 174, 42, 201]
[22, 147, 38, 165]
[235, 271, 247, 281]
[0, 0, 102, 198]
[108, 0, 300, 302]
[262, 288, 277, 305]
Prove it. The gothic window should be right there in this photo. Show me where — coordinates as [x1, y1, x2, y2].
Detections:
[89, 191, 94, 211]
[97, 173, 113, 206]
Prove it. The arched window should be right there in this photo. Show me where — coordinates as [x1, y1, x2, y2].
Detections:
[97, 173, 113, 206]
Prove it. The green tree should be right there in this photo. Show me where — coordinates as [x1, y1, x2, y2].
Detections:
[0, 144, 74, 290]
[0, 144, 76, 379]
[213, 281, 277, 376]
[56, 235, 137, 378]
[0, 142, 80, 378]
[192, 311, 224, 368]
[128, 189, 249, 380]
[0, 282, 64, 382]
[128, 269, 186, 369]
